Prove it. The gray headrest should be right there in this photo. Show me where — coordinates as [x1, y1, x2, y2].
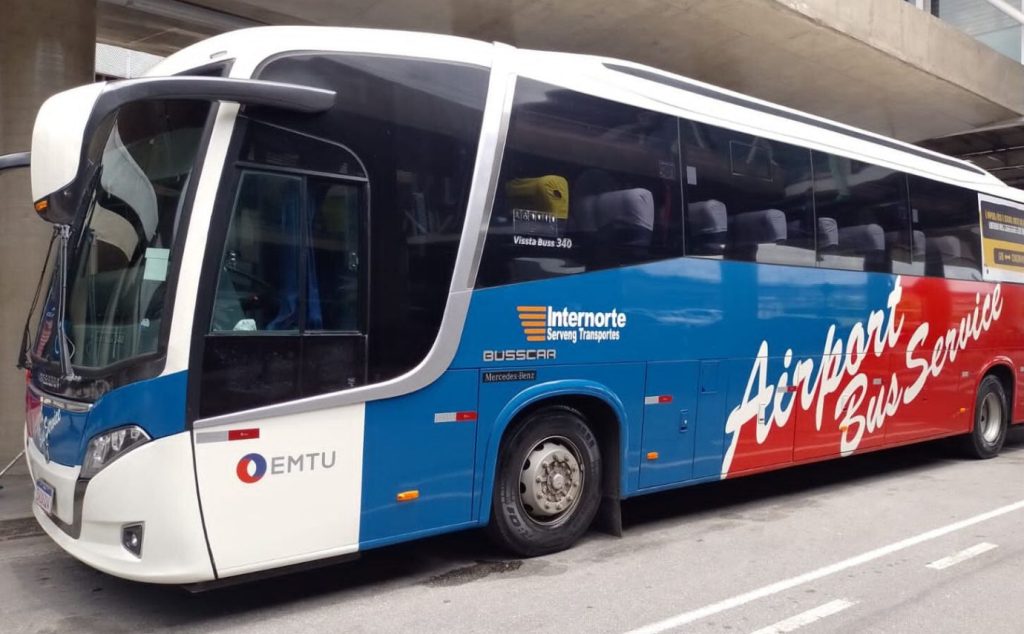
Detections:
[580, 188, 654, 231]
[817, 217, 838, 249]
[928, 236, 962, 260]
[687, 199, 727, 235]
[838, 224, 885, 252]
[733, 209, 787, 244]
[884, 230, 926, 259]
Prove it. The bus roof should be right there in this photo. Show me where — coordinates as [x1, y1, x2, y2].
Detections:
[151, 26, 1022, 202]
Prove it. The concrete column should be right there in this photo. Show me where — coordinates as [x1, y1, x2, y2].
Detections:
[0, 1, 96, 466]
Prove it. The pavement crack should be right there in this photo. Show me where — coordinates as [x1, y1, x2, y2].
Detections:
[423, 560, 523, 587]
[0, 518, 43, 542]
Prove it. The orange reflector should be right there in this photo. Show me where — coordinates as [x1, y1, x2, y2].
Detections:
[34, 199, 48, 214]
[396, 490, 419, 502]
[960, 407, 967, 414]
[646, 451, 659, 461]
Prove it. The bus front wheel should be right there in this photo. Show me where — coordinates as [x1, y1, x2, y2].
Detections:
[961, 375, 1009, 459]
[488, 406, 602, 557]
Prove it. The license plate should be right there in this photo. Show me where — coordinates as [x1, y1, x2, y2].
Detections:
[34, 479, 54, 515]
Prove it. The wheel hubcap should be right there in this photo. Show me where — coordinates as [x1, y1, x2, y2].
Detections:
[519, 436, 584, 525]
[980, 393, 1002, 444]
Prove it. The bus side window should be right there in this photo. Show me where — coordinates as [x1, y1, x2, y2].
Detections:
[908, 175, 982, 280]
[681, 120, 815, 266]
[811, 152, 911, 273]
[476, 78, 683, 287]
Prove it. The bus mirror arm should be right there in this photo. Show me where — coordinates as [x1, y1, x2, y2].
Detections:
[0, 151, 30, 173]
[93, 76, 337, 115]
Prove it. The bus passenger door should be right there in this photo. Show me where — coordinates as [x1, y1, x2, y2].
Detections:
[639, 361, 700, 488]
[193, 162, 371, 577]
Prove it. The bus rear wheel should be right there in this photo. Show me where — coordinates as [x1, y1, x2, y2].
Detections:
[488, 406, 602, 557]
[961, 375, 1008, 459]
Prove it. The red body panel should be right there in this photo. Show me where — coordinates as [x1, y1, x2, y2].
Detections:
[723, 276, 1021, 478]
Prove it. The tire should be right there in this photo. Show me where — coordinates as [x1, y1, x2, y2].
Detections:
[487, 406, 602, 557]
[961, 375, 1009, 459]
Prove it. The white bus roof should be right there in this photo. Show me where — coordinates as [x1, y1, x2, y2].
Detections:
[151, 26, 1023, 203]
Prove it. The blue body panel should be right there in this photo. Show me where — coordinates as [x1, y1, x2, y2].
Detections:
[40, 371, 188, 466]
[639, 361, 699, 488]
[452, 258, 891, 369]
[360, 369, 480, 546]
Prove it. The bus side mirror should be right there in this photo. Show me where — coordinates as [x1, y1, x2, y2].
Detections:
[30, 76, 336, 225]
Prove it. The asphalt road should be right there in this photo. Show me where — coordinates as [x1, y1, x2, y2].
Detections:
[3, 429, 1024, 633]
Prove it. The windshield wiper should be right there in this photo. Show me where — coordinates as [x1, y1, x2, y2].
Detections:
[55, 224, 80, 382]
[7, 149, 80, 383]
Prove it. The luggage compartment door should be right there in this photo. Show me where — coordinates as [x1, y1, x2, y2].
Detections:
[639, 361, 699, 488]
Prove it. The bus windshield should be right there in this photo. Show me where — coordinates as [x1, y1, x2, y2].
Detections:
[33, 100, 210, 370]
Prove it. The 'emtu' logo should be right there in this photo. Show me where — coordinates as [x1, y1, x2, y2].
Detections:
[517, 306, 548, 342]
[236, 453, 267, 483]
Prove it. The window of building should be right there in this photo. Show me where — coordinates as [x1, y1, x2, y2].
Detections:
[908, 175, 982, 279]
[811, 152, 911, 273]
[681, 121, 815, 265]
[477, 79, 682, 287]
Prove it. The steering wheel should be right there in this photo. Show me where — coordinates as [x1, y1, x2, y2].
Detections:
[223, 262, 275, 294]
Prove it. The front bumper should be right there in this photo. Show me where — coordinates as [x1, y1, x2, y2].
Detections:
[26, 430, 215, 584]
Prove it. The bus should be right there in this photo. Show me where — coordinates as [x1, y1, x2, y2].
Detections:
[9, 26, 1024, 585]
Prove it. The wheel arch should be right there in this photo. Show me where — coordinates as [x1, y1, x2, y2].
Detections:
[978, 359, 1015, 426]
[477, 380, 628, 527]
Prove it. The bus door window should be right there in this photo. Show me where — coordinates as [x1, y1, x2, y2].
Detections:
[211, 170, 303, 333]
[201, 120, 371, 417]
[680, 121, 815, 266]
[302, 178, 367, 396]
[811, 152, 911, 273]
[203, 169, 304, 417]
[476, 79, 683, 288]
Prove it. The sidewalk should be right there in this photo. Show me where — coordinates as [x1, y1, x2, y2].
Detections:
[0, 459, 34, 523]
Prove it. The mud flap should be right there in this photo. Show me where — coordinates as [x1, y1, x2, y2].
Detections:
[593, 494, 623, 537]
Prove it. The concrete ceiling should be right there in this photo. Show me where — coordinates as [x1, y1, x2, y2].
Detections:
[97, 0, 1024, 144]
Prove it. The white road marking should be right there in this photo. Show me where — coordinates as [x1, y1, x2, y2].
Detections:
[749, 599, 856, 634]
[926, 542, 998, 570]
[625, 498, 1024, 634]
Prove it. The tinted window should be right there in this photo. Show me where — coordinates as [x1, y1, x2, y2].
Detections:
[307, 180, 364, 330]
[203, 140, 369, 418]
[211, 170, 303, 333]
[812, 152, 910, 272]
[477, 79, 682, 287]
[681, 121, 814, 265]
[908, 176, 982, 280]
[256, 54, 488, 383]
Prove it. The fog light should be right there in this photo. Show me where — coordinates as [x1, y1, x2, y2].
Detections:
[121, 523, 144, 558]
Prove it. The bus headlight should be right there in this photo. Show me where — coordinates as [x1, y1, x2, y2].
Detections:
[81, 426, 150, 479]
